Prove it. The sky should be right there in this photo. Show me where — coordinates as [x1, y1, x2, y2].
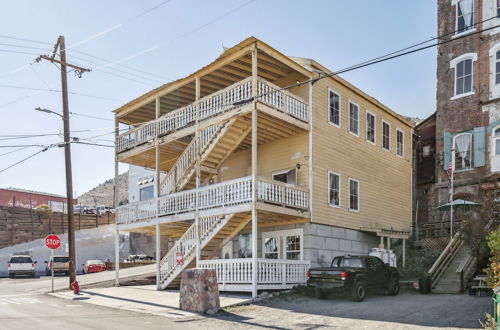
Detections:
[0, 0, 437, 197]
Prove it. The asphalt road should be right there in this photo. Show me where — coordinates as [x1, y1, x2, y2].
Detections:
[0, 276, 196, 330]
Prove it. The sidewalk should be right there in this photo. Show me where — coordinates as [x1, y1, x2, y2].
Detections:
[51, 285, 252, 318]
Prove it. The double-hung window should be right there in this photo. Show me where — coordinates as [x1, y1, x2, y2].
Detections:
[366, 112, 375, 144]
[453, 133, 472, 170]
[328, 171, 340, 207]
[285, 235, 301, 260]
[397, 129, 404, 157]
[349, 101, 359, 136]
[495, 51, 500, 85]
[456, 59, 473, 95]
[329, 90, 340, 127]
[348, 178, 359, 211]
[382, 121, 390, 150]
[456, 0, 474, 34]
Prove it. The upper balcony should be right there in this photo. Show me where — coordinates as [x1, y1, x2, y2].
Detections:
[115, 77, 309, 154]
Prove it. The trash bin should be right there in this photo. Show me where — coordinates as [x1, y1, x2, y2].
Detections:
[419, 276, 431, 294]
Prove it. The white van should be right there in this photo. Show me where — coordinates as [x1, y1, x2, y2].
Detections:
[8, 255, 36, 278]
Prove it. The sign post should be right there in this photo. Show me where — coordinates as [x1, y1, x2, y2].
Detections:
[45, 234, 61, 293]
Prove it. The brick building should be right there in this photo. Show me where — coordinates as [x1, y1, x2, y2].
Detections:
[415, 0, 500, 226]
[0, 187, 77, 212]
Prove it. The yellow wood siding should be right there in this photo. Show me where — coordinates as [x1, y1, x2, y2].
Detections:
[311, 78, 412, 232]
[220, 131, 309, 187]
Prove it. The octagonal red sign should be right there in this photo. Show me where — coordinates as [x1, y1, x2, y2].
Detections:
[45, 234, 61, 250]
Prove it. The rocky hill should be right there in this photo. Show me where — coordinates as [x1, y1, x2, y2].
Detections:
[77, 172, 129, 207]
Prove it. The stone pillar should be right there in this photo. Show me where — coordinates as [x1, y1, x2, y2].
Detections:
[179, 268, 220, 314]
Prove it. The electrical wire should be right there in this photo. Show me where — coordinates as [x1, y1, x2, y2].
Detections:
[69, 112, 114, 121]
[0, 148, 50, 174]
[0, 146, 32, 157]
[0, 35, 51, 45]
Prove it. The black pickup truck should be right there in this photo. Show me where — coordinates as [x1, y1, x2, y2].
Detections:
[306, 255, 399, 301]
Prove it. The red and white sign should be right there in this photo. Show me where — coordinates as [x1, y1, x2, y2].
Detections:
[176, 252, 183, 265]
[45, 234, 61, 250]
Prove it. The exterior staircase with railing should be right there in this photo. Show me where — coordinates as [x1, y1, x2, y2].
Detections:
[158, 213, 251, 289]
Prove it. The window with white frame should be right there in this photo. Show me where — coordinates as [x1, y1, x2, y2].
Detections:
[456, 0, 474, 34]
[285, 235, 301, 260]
[489, 45, 500, 98]
[262, 229, 303, 260]
[382, 121, 390, 150]
[491, 126, 500, 172]
[348, 178, 359, 211]
[495, 51, 500, 85]
[497, 0, 500, 17]
[453, 133, 472, 170]
[329, 89, 340, 126]
[366, 112, 375, 144]
[328, 171, 340, 207]
[456, 59, 473, 95]
[397, 129, 404, 157]
[349, 102, 359, 136]
[264, 237, 279, 259]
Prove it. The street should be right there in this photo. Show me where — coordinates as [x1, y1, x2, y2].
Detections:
[0, 276, 199, 330]
[0, 275, 491, 329]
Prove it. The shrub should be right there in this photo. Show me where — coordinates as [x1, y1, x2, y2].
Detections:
[36, 204, 52, 218]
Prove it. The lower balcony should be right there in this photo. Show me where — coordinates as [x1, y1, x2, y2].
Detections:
[199, 258, 310, 292]
[117, 176, 309, 227]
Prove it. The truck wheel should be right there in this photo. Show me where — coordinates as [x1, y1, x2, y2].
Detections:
[387, 278, 399, 296]
[315, 288, 328, 299]
[351, 282, 366, 302]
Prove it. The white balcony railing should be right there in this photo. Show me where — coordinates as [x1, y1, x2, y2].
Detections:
[116, 77, 308, 153]
[117, 176, 309, 225]
[198, 258, 310, 287]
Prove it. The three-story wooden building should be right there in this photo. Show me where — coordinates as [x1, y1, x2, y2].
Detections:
[112, 37, 413, 297]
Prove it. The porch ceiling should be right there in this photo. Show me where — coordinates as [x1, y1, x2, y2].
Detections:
[116, 44, 309, 126]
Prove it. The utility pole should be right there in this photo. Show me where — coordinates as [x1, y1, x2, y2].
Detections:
[36, 36, 91, 288]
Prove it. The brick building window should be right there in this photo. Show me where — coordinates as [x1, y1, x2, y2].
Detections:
[328, 171, 340, 207]
[366, 111, 376, 144]
[455, 0, 474, 34]
[382, 120, 390, 150]
[495, 51, 500, 85]
[328, 89, 340, 127]
[397, 129, 404, 157]
[492, 127, 500, 172]
[348, 178, 359, 211]
[349, 101, 359, 136]
[456, 59, 473, 95]
[453, 133, 472, 170]
[497, 0, 500, 17]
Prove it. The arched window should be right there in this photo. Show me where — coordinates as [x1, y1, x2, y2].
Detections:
[491, 126, 500, 173]
[450, 53, 477, 99]
[453, 133, 472, 170]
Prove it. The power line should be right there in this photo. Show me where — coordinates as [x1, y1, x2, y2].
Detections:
[69, 112, 114, 121]
[0, 147, 50, 174]
[0, 146, 32, 157]
[0, 84, 120, 102]
[0, 35, 51, 45]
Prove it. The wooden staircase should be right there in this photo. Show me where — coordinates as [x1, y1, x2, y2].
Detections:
[158, 213, 251, 289]
[159, 116, 251, 194]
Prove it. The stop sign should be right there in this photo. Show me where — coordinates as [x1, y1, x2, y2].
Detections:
[45, 234, 61, 250]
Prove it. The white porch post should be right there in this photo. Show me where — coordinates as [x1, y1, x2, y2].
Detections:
[155, 96, 161, 290]
[114, 117, 120, 287]
[251, 43, 258, 298]
[195, 77, 201, 267]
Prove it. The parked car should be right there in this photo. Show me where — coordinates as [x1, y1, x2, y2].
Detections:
[82, 206, 96, 214]
[82, 260, 106, 274]
[125, 254, 154, 262]
[45, 255, 70, 276]
[8, 255, 36, 278]
[73, 205, 84, 213]
[96, 205, 115, 214]
[307, 255, 399, 302]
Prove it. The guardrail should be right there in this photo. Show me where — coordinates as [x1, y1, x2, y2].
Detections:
[116, 76, 308, 153]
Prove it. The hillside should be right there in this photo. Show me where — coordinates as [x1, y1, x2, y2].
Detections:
[77, 171, 129, 207]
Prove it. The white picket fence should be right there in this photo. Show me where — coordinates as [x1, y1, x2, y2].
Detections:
[116, 77, 308, 152]
[198, 258, 310, 290]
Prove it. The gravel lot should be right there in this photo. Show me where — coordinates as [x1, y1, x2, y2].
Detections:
[194, 291, 492, 329]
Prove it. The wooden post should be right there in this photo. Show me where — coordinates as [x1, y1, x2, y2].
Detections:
[155, 96, 161, 290]
[61, 205, 64, 233]
[29, 198, 33, 240]
[78, 210, 81, 230]
[251, 44, 258, 298]
[114, 117, 120, 287]
[402, 238, 406, 268]
[195, 77, 201, 267]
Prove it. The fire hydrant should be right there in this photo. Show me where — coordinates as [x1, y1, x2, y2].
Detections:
[71, 280, 80, 294]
